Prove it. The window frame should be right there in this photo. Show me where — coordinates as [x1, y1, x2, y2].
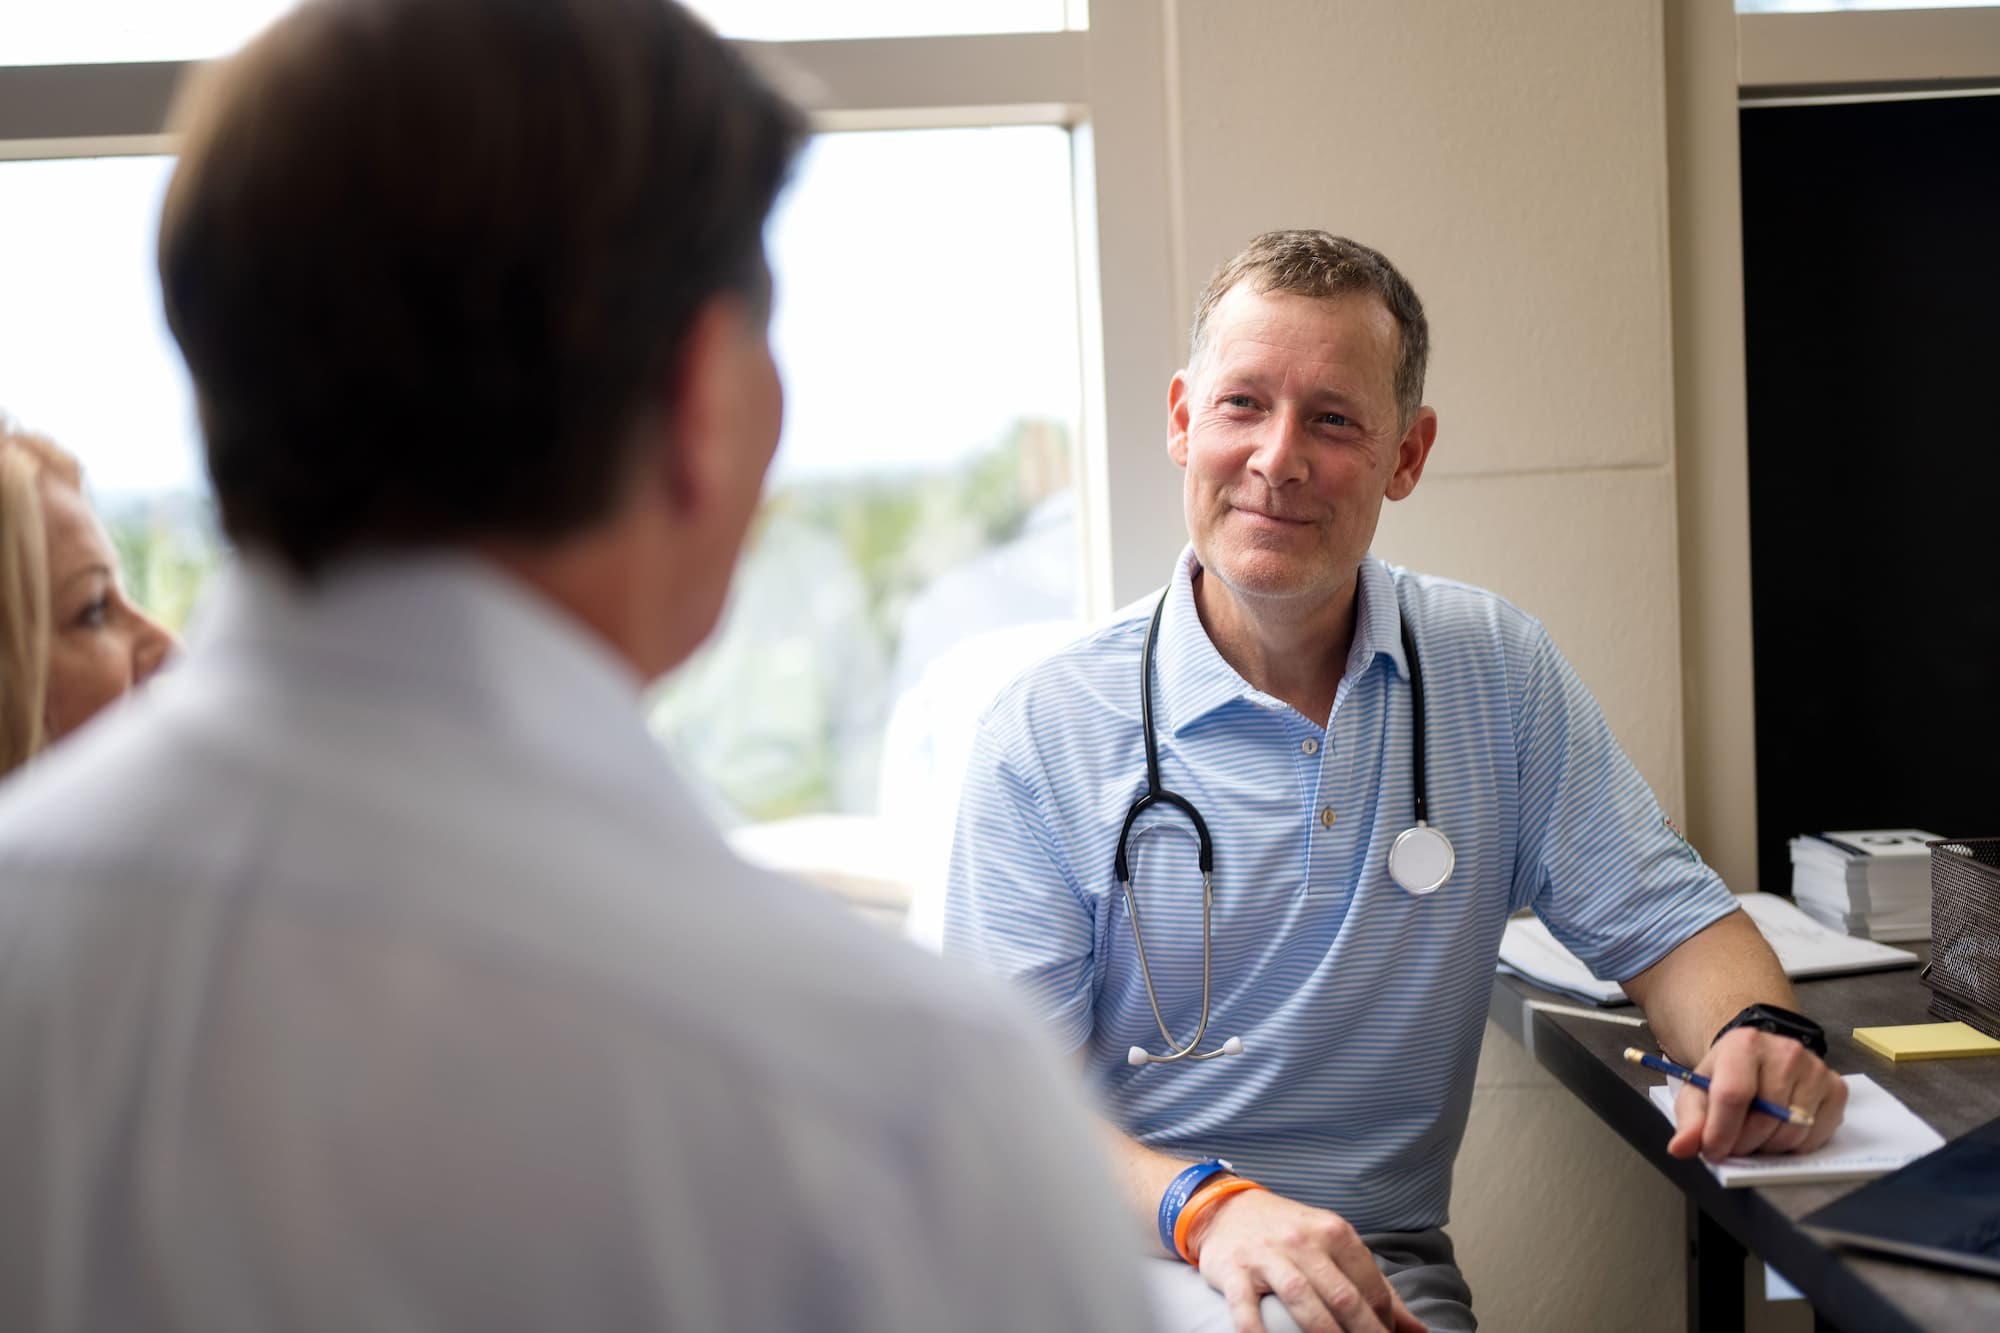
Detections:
[1738, 3, 2000, 97]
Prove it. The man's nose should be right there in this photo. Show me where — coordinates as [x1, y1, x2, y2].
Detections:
[1246, 411, 1309, 485]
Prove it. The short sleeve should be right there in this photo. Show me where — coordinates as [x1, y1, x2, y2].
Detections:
[941, 712, 1099, 1052]
[1513, 628, 1739, 982]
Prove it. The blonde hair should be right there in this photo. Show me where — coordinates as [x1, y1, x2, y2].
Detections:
[0, 415, 81, 776]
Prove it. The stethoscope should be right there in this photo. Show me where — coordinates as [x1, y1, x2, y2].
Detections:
[1116, 583, 1455, 1068]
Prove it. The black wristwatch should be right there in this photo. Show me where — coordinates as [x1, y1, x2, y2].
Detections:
[1713, 1003, 1828, 1058]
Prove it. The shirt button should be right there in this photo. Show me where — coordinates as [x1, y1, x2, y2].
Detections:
[1319, 807, 1336, 829]
[1301, 738, 1320, 756]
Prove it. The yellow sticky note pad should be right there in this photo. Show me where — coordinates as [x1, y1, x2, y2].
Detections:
[1853, 1021, 2000, 1062]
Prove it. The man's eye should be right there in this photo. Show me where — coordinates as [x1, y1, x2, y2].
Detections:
[1221, 394, 1255, 409]
[1319, 413, 1352, 428]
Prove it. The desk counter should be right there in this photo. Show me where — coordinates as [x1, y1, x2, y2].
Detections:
[1491, 958, 2000, 1332]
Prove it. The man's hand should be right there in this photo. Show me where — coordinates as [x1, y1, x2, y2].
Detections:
[1186, 1186, 1428, 1333]
[1665, 1026, 1848, 1161]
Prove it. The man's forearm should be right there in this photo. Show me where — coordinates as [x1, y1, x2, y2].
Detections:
[1097, 1119, 1206, 1254]
[1620, 908, 1798, 1063]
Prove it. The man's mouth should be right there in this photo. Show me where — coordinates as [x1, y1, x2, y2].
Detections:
[1234, 504, 1314, 525]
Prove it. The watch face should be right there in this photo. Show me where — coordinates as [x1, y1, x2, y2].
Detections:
[1757, 1010, 1827, 1054]
[1722, 1005, 1828, 1056]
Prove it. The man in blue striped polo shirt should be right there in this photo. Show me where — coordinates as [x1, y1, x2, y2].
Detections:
[944, 231, 1847, 1333]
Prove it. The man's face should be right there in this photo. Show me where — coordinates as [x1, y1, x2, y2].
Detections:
[723, 312, 785, 547]
[1168, 284, 1435, 616]
[674, 285, 784, 664]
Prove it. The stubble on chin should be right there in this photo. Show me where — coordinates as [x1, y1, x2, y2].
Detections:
[1199, 535, 1347, 610]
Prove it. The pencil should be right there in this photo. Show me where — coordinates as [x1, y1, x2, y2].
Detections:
[1622, 1048, 1816, 1127]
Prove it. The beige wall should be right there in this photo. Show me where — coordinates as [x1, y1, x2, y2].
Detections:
[1164, 0, 1692, 822]
[1160, 0, 1699, 1325]
[1672, 0, 1763, 903]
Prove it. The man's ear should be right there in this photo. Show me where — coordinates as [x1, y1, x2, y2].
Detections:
[652, 293, 751, 515]
[1167, 369, 1194, 469]
[1385, 406, 1438, 502]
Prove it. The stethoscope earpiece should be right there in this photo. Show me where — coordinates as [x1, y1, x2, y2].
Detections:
[1128, 1034, 1242, 1067]
[1116, 580, 1451, 1069]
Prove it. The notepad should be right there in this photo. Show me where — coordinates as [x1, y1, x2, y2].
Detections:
[1853, 1021, 2000, 1062]
[1645, 1074, 1943, 1186]
[1496, 893, 1920, 1006]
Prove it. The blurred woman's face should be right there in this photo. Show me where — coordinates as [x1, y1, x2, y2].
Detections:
[39, 476, 175, 743]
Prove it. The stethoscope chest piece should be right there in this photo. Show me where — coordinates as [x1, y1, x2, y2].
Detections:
[1387, 821, 1454, 896]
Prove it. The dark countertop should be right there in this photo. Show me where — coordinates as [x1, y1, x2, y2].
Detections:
[1490, 952, 2000, 1332]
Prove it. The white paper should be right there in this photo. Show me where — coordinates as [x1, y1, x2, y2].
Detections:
[1645, 1074, 1944, 1186]
[1496, 893, 1919, 1007]
[1820, 830, 1939, 859]
[1496, 923, 1627, 1004]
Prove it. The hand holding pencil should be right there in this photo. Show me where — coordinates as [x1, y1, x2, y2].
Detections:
[1624, 1048, 1815, 1126]
[1640, 1026, 1848, 1161]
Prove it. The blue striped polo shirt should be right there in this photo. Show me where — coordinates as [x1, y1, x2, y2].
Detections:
[943, 547, 1737, 1234]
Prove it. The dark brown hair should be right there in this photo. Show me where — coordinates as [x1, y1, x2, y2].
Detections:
[160, 0, 804, 575]
[1189, 230, 1430, 429]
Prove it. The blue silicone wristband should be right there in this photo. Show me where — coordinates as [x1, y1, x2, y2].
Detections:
[1157, 1159, 1232, 1255]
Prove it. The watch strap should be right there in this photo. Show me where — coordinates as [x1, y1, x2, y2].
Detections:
[1713, 1002, 1828, 1057]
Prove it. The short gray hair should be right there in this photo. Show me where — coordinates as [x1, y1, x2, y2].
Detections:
[1188, 230, 1430, 429]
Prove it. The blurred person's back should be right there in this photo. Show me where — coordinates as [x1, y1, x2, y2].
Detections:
[0, 3, 1150, 1330]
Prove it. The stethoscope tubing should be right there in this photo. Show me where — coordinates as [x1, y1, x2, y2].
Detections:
[1117, 578, 1445, 1066]
[1115, 592, 1221, 1064]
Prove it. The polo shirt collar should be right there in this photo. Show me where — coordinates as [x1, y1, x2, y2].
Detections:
[1355, 555, 1413, 685]
[1152, 546, 1409, 736]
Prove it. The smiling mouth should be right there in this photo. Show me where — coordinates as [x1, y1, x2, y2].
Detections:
[1235, 506, 1314, 525]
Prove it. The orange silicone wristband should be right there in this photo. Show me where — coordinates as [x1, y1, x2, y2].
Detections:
[1173, 1177, 1267, 1265]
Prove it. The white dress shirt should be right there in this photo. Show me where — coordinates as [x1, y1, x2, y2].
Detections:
[0, 555, 1150, 1333]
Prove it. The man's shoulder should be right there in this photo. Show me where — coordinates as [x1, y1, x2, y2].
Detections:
[0, 683, 218, 879]
[0, 666, 1060, 1102]
[0, 752, 1132, 1329]
[1382, 564, 1553, 662]
[0, 605, 1067, 1093]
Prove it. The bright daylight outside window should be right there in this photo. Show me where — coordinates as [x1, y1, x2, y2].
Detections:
[1735, 1, 1999, 11]
[0, 0, 1081, 64]
[648, 127, 1086, 884]
[3, 0, 1095, 928]
[0, 157, 218, 632]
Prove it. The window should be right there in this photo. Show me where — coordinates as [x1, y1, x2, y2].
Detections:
[0, 3, 296, 65]
[650, 126, 1085, 825]
[1737, 1, 1999, 12]
[0, 6, 1177, 927]
[0, 155, 219, 630]
[0, 1, 1088, 65]
[684, 0, 1085, 41]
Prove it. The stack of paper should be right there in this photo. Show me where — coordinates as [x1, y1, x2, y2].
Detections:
[1789, 830, 1941, 942]
[1496, 892, 1920, 1006]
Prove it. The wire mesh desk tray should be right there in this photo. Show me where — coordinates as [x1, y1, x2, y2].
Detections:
[1925, 838, 2000, 1039]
